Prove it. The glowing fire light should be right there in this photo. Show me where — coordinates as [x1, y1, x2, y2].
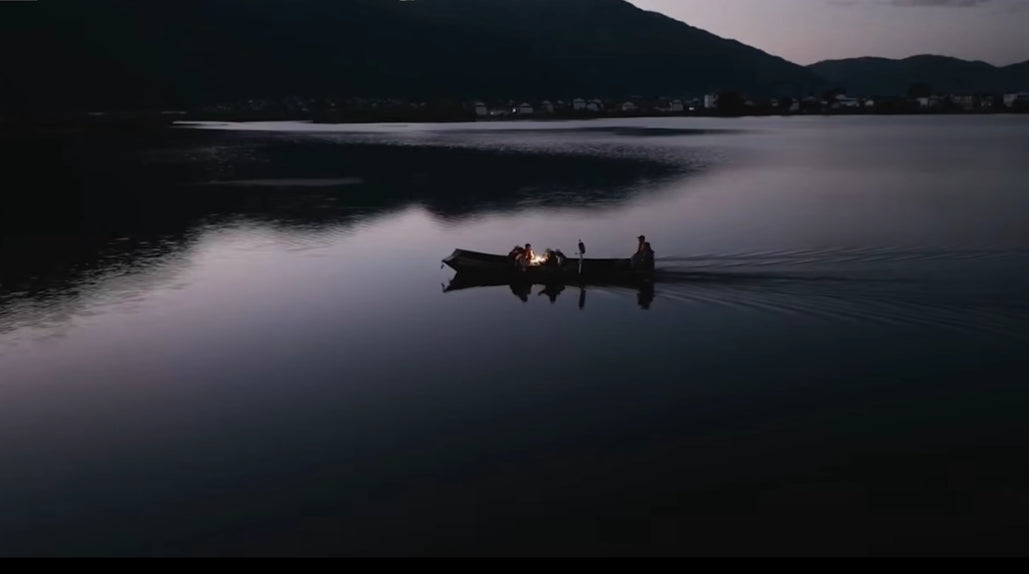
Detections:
[530, 254, 548, 265]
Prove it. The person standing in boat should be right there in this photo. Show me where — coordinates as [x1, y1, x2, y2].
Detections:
[577, 239, 586, 274]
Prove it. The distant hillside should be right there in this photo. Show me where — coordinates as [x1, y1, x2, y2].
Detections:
[809, 55, 1029, 96]
[1004, 60, 1029, 86]
[0, 0, 823, 112]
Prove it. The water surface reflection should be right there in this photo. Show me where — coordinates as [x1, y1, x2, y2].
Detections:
[3, 117, 1029, 556]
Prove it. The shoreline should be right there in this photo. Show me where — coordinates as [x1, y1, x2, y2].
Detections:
[3, 108, 1027, 134]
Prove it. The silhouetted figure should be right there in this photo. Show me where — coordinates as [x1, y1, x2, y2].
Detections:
[509, 245, 525, 261]
[523, 243, 535, 265]
[632, 235, 654, 270]
[515, 243, 535, 269]
[543, 249, 562, 268]
[538, 283, 565, 304]
[641, 241, 655, 270]
[637, 282, 655, 310]
[578, 239, 585, 274]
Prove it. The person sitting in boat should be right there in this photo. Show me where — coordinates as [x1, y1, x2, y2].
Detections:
[512, 243, 535, 269]
[509, 245, 526, 262]
[553, 249, 568, 266]
[631, 235, 645, 268]
[543, 249, 562, 267]
[522, 243, 535, 264]
[631, 237, 655, 270]
[641, 241, 655, 270]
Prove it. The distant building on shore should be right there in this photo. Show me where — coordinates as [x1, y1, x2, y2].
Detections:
[951, 95, 976, 111]
[1005, 93, 1029, 108]
[833, 95, 861, 110]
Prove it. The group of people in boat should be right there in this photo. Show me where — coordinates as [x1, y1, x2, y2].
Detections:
[508, 243, 568, 268]
[506, 236, 655, 270]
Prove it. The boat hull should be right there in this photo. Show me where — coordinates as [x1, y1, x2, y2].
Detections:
[442, 249, 652, 280]
[444, 272, 653, 293]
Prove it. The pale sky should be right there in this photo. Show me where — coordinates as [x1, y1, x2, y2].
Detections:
[629, 0, 1029, 66]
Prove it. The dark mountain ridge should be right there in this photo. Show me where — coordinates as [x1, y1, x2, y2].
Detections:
[809, 54, 1029, 96]
[0, 0, 823, 112]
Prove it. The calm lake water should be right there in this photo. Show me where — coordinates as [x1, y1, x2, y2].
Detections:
[2, 116, 1028, 556]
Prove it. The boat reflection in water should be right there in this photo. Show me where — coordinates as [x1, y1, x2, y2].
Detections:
[443, 273, 656, 310]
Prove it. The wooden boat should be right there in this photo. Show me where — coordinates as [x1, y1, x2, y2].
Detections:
[441, 248, 653, 279]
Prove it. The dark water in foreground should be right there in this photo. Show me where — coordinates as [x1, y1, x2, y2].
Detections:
[2, 116, 1029, 555]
